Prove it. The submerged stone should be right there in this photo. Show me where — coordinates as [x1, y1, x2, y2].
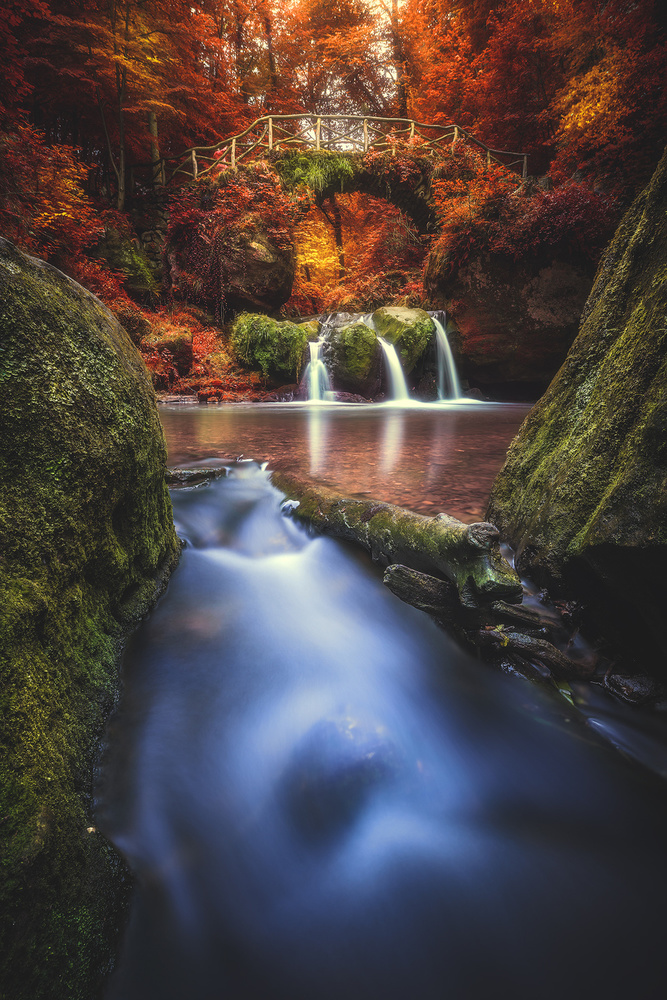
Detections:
[283, 716, 402, 842]
[486, 148, 667, 679]
[0, 239, 181, 999]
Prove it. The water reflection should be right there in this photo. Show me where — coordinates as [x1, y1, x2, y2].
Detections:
[379, 408, 405, 474]
[307, 405, 328, 475]
[161, 401, 531, 521]
[100, 467, 667, 1000]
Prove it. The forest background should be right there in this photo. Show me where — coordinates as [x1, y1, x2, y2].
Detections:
[2, 0, 666, 394]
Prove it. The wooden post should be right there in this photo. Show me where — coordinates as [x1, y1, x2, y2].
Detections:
[231, 137, 236, 168]
[268, 117, 273, 151]
[487, 149, 491, 168]
[523, 154, 528, 179]
[452, 125, 458, 152]
[316, 117, 321, 151]
[410, 121, 415, 142]
[364, 118, 368, 152]
[191, 149, 198, 180]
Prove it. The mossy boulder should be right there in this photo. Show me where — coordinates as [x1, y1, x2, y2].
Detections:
[0, 238, 181, 999]
[231, 312, 318, 382]
[323, 320, 381, 396]
[486, 148, 667, 675]
[372, 307, 434, 373]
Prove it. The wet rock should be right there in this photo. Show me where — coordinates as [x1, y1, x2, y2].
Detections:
[262, 383, 299, 402]
[283, 716, 402, 842]
[604, 673, 664, 706]
[0, 238, 180, 998]
[333, 390, 370, 403]
[323, 320, 382, 396]
[487, 147, 667, 678]
[372, 306, 435, 373]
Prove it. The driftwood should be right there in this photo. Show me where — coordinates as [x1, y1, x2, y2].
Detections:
[383, 563, 590, 680]
[270, 471, 522, 603]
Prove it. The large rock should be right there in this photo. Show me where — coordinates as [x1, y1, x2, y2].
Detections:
[164, 169, 296, 317]
[323, 319, 382, 396]
[426, 251, 593, 389]
[486, 150, 667, 675]
[231, 312, 319, 382]
[0, 239, 181, 999]
[372, 306, 434, 373]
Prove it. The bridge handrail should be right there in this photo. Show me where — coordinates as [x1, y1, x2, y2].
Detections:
[139, 114, 528, 186]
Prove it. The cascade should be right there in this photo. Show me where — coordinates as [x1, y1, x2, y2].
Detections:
[378, 337, 409, 401]
[432, 314, 462, 400]
[304, 337, 333, 402]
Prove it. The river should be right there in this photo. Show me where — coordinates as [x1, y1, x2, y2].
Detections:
[99, 403, 667, 1000]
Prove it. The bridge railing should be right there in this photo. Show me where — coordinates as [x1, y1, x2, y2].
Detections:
[155, 114, 528, 185]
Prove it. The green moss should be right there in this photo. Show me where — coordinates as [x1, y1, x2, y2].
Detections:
[328, 321, 378, 386]
[486, 149, 667, 671]
[231, 312, 317, 379]
[0, 238, 180, 999]
[372, 307, 434, 372]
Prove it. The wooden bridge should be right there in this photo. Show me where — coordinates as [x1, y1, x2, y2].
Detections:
[155, 114, 528, 185]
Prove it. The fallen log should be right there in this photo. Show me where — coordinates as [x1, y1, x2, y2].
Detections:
[383, 563, 589, 680]
[476, 628, 595, 680]
[270, 471, 522, 603]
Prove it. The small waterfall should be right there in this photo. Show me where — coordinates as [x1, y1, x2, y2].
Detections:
[378, 337, 409, 401]
[432, 315, 461, 400]
[304, 338, 333, 402]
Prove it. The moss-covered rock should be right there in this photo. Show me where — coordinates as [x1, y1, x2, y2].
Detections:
[0, 238, 181, 1000]
[231, 312, 318, 381]
[372, 307, 434, 373]
[323, 320, 381, 396]
[486, 148, 667, 675]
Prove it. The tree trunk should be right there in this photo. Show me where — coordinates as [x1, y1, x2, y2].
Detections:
[269, 471, 522, 602]
[391, 0, 408, 118]
[147, 110, 162, 189]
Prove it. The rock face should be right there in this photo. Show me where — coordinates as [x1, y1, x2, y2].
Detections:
[0, 239, 181, 999]
[426, 251, 593, 390]
[486, 149, 667, 675]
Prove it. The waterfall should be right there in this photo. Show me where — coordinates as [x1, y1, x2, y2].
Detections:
[432, 315, 461, 400]
[304, 338, 333, 402]
[378, 337, 409, 401]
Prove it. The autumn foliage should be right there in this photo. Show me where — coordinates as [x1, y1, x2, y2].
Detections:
[1, 0, 665, 387]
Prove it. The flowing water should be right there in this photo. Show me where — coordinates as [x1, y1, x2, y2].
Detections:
[100, 463, 667, 1000]
[432, 315, 462, 400]
[303, 338, 333, 402]
[377, 337, 410, 400]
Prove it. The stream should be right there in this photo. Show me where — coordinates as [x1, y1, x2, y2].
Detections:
[99, 406, 667, 1000]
